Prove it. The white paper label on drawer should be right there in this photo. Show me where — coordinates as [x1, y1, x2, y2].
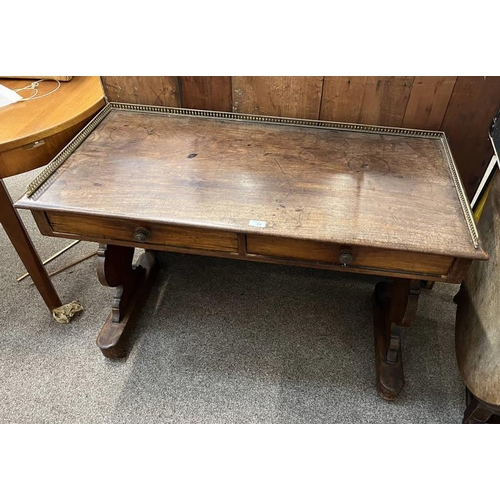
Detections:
[249, 220, 267, 228]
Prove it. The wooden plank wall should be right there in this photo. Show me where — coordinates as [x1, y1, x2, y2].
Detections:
[101, 76, 500, 199]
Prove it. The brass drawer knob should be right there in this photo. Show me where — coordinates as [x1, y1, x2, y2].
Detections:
[134, 227, 150, 243]
[339, 248, 353, 266]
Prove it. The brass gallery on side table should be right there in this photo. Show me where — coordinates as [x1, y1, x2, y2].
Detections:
[16, 103, 487, 401]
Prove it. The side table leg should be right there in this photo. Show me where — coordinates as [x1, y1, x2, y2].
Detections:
[0, 179, 62, 312]
[96, 244, 157, 359]
[373, 278, 421, 400]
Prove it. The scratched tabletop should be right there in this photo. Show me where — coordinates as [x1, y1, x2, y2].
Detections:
[17, 108, 484, 260]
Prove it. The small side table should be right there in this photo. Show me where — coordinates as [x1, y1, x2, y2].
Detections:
[0, 77, 105, 312]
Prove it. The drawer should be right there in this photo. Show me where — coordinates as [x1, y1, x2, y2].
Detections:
[46, 212, 239, 253]
[246, 235, 453, 276]
[0, 120, 91, 178]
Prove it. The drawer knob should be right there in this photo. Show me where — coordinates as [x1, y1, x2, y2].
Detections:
[339, 248, 353, 266]
[134, 227, 150, 243]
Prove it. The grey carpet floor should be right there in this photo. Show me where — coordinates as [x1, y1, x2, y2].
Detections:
[0, 169, 465, 423]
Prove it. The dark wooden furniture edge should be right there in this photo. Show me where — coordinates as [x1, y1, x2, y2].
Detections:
[29, 209, 471, 284]
[16, 202, 487, 262]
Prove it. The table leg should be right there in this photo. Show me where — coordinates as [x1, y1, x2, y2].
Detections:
[96, 244, 157, 358]
[0, 179, 62, 312]
[373, 278, 421, 400]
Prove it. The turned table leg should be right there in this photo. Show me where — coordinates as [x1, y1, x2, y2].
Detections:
[0, 179, 62, 312]
[373, 278, 421, 400]
[96, 244, 157, 358]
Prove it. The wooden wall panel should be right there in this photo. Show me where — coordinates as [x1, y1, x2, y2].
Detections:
[101, 76, 180, 107]
[232, 76, 324, 119]
[178, 77, 232, 111]
[320, 77, 414, 126]
[441, 76, 500, 199]
[402, 76, 457, 130]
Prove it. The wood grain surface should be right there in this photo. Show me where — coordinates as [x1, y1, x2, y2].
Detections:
[179, 77, 232, 111]
[16, 109, 485, 261]
[232, 77, 324, 119]
[402, 77, 457, 130]
[320, 77, 414, 126]
[0, 77, 105, 153]
[101, 76, 180, 107]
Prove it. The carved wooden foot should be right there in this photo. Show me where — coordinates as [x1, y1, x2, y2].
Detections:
[96, 244, 157, 359]
[373, 278, 421, 400]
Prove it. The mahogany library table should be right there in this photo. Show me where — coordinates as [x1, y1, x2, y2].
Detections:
[16, 103, 488, 400]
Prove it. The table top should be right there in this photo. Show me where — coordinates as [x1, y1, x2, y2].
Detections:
[17, 104, 487, 260]
[0, 77, 105, 152]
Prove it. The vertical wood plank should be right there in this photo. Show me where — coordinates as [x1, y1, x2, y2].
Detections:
[320, 77, 414, 126]
[101, 77, 181, 107]
[441, 76, 500, 199]
[178, 77, 232, 111]
[402, 76, 457, 130]
[232, 77, 324, 119]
